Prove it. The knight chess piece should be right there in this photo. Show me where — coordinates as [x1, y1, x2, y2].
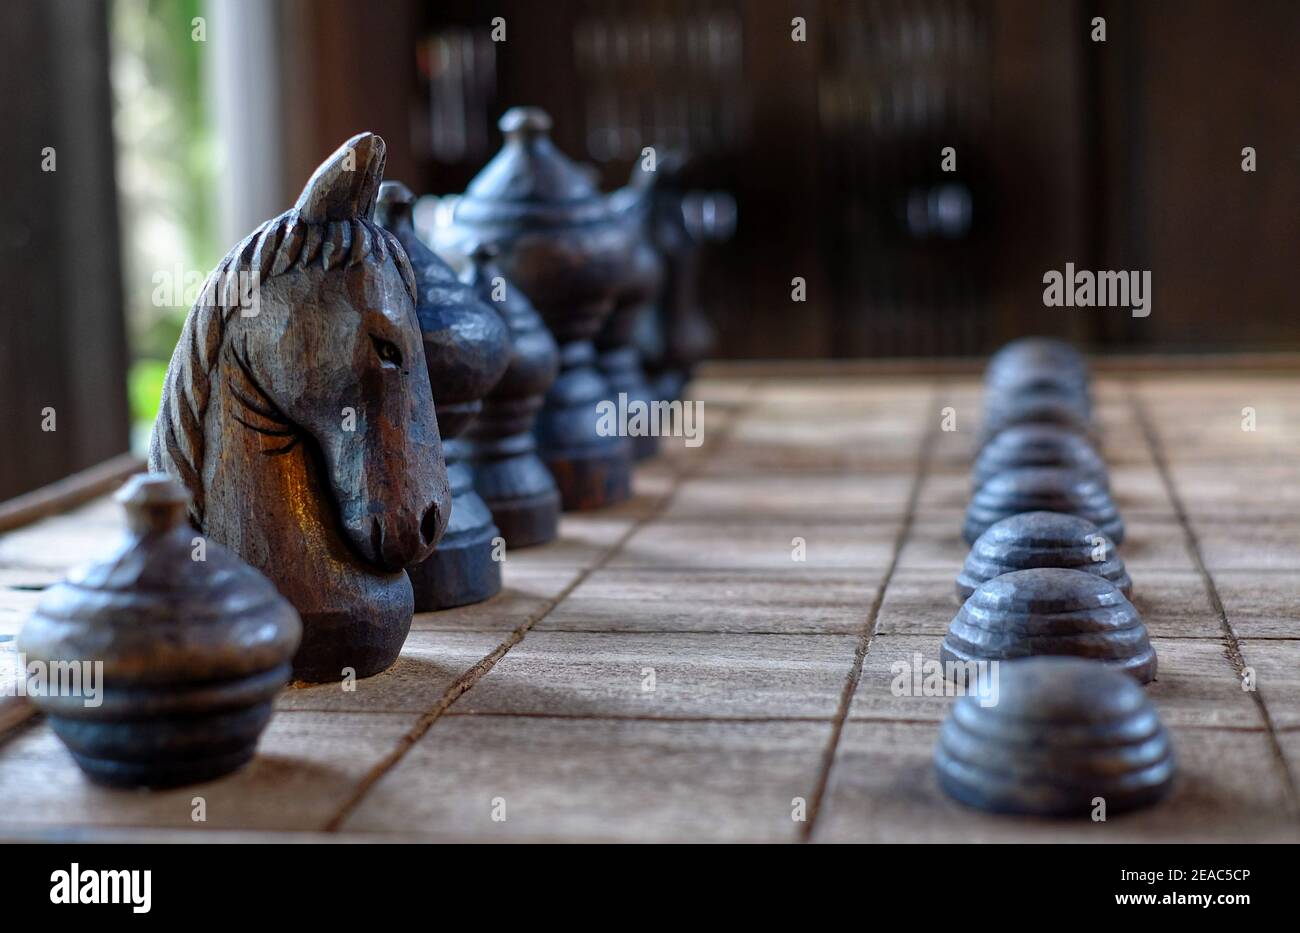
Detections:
[973, 424, 1108, 490]
[935, 657, 1175, 816]
[637, 154, 736, 402]
[17, 475, 301, 787]
[462, 244, 562, 547]
[942, 567, 1156, 682]
[957, 511, 1132, 601]
[150, 133, 450, 682]
[596, 169, 664, 460]
[433, 107, 637, 510]
[377, 182, 510, 609]
[964, 466, 1124, 545]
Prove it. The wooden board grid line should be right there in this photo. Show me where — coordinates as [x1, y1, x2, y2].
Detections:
[319, 386, 760, 832]
[1128, 382, 1300, 822]
[799, 379, 944, 841]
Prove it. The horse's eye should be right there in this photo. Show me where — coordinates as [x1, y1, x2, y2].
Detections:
[371, 335, 403, 368]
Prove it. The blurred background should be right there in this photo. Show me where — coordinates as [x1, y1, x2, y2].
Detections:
[2, 0, 1297, 499]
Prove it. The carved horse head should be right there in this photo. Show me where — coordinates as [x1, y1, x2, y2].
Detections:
[150, 133, 449, 575]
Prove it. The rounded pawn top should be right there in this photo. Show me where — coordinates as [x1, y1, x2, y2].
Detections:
[115, 472, 190, 535]
[973, 424, 1108, 491]
[942, 567, 1156, 683]
[957, 510, 1131, 600]
[935, 657, 1175, 817]
[963, 465, 1123, 545]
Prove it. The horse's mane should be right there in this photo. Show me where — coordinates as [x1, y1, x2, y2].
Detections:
[149, 133, 417, 526]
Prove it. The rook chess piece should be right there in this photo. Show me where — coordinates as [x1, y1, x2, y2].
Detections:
[935, 657, 1175, 816]
[957, 511, 1132, 601]
[433, 107, 637, 510]
[150, 133, 450, 682]
[377, 181, 511, 610]
[463, 244, 562, 547]
[973, 424, 1108, 490]
[942, 567, 1156, 682]
[18, 475, 301, 787]
[963, 466, 1124, 544]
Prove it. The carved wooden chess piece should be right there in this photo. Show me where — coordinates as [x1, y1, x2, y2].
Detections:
[943, 567, 1156, 682]
[18, 475, 301, 787]
[985, 336, 1091, 403]
[596, 171, 664, 460]
[637, 155, 736, 402]
[150, 133, 450, 682]
[964, 466, 1124, 545]
[377, 182, 510, 609]
[463, 244, 562, 547]
[957, 511, 1132, 601]
[433, 107, 637, 510]
[935, 657, 1174, 816]
[981, 387, 1093, 445]
[973, 424, 1108, 491]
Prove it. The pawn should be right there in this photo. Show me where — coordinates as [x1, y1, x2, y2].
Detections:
[985, 337, 1090, 402]
[973, 424, 1108, 491]
[963, 466, 1123, 545]
[18, 475, 301, 787]
[935, 657, 1175, 817]
[942, 567, 1156, 682]
[981, 386, 1092, 445]
[463, 244, 562, 548]
[957, 511, 1132, 601]
[377, 182, 511, 610]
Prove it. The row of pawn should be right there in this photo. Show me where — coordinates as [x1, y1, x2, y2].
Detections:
[933, 338, 1176, 818]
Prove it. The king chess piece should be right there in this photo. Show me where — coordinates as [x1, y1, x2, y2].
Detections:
[377, 182, 510, 610]
[149, 133, 450, 683]
[463, 244, 562, 547]
[433, 107, 638, 510]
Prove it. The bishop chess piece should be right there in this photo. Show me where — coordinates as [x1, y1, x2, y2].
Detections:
[964, 466, 1124, 545]
[377, 182, 511, 610]
[596, 170, 664, 460]
[957, 511, 1131, 601]
[935, 657, 1175, 817]
[942, 567, 1156, 683]
[18, 475, 301, 787]
[433, 107, 637, 510]
[637, 153, 735, 402]
[463, 244, 562, 547]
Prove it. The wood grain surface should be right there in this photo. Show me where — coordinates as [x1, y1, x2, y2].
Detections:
[0, 370, 1296, 842]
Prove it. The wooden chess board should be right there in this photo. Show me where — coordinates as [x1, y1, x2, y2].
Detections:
[1, 364, 1297, 842]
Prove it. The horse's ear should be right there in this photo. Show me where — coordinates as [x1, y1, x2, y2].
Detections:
[295, 133, 387, 223]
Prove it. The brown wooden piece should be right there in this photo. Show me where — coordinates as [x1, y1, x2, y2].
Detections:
[148, 133, 450, 682]
[432, 107, 636, 511]
[17, 474, 301, 787]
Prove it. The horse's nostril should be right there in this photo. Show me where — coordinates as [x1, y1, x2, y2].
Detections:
[420, 503, 442, 546]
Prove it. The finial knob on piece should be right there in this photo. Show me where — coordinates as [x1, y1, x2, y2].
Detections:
[116, 472, 191, 535]
[499, 106, 553, 139]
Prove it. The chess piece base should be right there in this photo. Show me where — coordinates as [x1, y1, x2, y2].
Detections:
[408, 521, 503, 610]
[482, 486, 562, 549]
